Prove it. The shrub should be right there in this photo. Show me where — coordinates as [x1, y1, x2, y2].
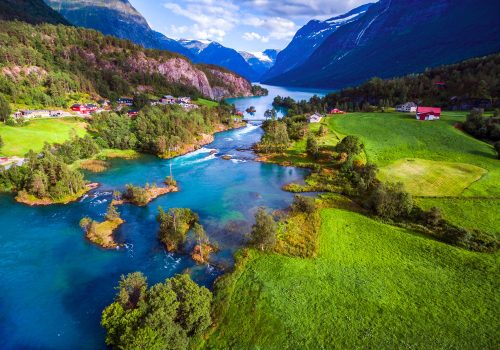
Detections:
[367, 182, 413, 219]
[291, 195, 316, 214]
[249, 208, 277, 251]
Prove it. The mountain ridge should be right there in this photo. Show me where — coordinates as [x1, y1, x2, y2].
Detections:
[265, 0, 500, 89]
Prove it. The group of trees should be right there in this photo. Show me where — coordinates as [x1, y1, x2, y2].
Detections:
[89, 104, 234, 156]
[463, 108, 500, 143]
[157, 207, 200, 252]
[101, 272, 212, 350]
[257, 119, 290, 153]
[0, 144, 88, 200]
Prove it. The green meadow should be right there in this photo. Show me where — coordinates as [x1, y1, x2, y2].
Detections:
[327, 113, 500, 197]
[0, 117, 87, 156]
[206, 209, 499, 349]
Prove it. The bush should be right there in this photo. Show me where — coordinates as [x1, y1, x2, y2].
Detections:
[249, 208, 277, 251]
[367, 182, 413, 219]
[291, 195, 316, 214]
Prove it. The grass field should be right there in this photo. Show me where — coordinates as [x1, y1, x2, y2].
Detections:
[206, 209, 499, 349]
[416, 197, 500, 237]
[378, 158, 486, 196]
[195, 98, 219, 107]
[327, 112, 499, 197]
[0, 118, 87, 156]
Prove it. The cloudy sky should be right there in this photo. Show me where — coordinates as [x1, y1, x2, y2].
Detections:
[128, 0, 369, 53]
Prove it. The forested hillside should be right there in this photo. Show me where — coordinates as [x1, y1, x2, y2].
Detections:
[0, 0, 70, 25]
[0, 21, 252, 108]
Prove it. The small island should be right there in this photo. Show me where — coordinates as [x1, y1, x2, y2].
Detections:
[16, 182, 99, 206]
[112, 178, 179, 206]
[156, 207, 215, 263]
[80, 203, 124, 249]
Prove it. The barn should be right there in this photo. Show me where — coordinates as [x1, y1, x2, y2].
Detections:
[416, 106, 441, 121]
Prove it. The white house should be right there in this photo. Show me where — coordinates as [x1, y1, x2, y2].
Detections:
[396, 102, 417, 113]
[308, 112, 323, 123]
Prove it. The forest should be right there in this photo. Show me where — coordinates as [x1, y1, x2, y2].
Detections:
[273, 53, 500, 114]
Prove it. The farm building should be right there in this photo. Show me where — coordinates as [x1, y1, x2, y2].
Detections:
[416, 106, 441, 120]
[330, 108, 346, 114]
[71, 104, 98, 115]
[396, 102, 417, 112]
[308, 112, 323, 123]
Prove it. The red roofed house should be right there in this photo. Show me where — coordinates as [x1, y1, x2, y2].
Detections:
[416, 106, 441, 121]
[330, 108, 346, 114]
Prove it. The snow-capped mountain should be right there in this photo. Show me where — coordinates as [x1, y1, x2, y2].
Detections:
[264, 0, 500, 89]
[263, 3, 372, 81]
[239, 50, 280, 81]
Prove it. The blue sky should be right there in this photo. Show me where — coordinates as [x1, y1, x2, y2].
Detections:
[129, 0, 368, 53]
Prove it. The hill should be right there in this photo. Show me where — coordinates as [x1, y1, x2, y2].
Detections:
[44, 0, 194, 59]
[265, 0, 500, 89]
[0, 0, 70, 25]
[0, 20, 252, 109]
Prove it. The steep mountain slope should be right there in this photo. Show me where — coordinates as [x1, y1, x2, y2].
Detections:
[239, 50, 279, 81]
[0, 21, 252, 103]
[265, 0, 500, 89]
[0, 0, 70, 24]
[178, 40, 259, 81]
[263, 3, 372, 81]
[44, 0, 194, 59]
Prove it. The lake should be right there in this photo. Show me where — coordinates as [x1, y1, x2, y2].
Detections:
[0, 85, 327, 349]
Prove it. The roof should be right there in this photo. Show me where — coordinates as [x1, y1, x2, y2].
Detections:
[417, 106, 441, 114]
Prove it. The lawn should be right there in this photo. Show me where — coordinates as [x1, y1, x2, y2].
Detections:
[416, 197, 500, 237]
[327, 112, 499, 197]
[195, 98, 219, 107]
[378, 158, 486, 196]
[206, 209, 499, 349]
[0, 117, 87, 156]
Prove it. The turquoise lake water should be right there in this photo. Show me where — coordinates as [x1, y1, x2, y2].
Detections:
[0, 85, 327, 349]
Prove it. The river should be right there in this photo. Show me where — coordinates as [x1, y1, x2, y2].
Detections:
[0, 84, 327, 349]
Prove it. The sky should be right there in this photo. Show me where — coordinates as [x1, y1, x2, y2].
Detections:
[128, 0, 369, 53]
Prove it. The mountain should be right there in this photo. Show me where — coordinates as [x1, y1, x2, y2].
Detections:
[239, 50, 280, 81]
[263, 3, 372, 81]
[0, 0, 70, 25]
[265, 0, 500, 89]
[178, 40, 259, 81]
[44, 0, 194, 59]
[0, 21, 253, 101]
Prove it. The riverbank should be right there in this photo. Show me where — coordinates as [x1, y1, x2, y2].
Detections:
[15, 182, 99, 206]
[160, 121, 247, 159]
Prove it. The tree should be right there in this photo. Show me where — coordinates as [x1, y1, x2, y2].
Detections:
[336, 135, 363, 159]
[133, 93, 149, 109]
[106, 203, 120, 221]
[264, 109, 277, 120]
[291, 195, 316, 214]
[368, 182, 413, 219]
[193, 223, 209, 249]
[249, 208, 277, 251]
[157, 207, 199, 251]
[0, 94, 11, 122]
[423, 207, 443, 226]
[0, 135, 3, 149]
[306, 135, 319, 159]
[101, 272, 212, 350]
[317, 124, 328, 137]
[495, 141, 500, 159]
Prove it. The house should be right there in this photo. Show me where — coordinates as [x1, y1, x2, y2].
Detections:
[71, 104, 98, 115]
[396, 102, 417, 113]
[330, 108, 346, 114]
[117, 97, 134, 106]
[308, 112, 323, 123]
[127, 110, 139, 117]
[416, 106, 441, 121]
[160, 95, 176, 104]
[178, 96, 191, 104]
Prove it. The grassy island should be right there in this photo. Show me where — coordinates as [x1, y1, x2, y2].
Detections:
[80, 204, 124, 249]
[112, 183, 179, 206]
